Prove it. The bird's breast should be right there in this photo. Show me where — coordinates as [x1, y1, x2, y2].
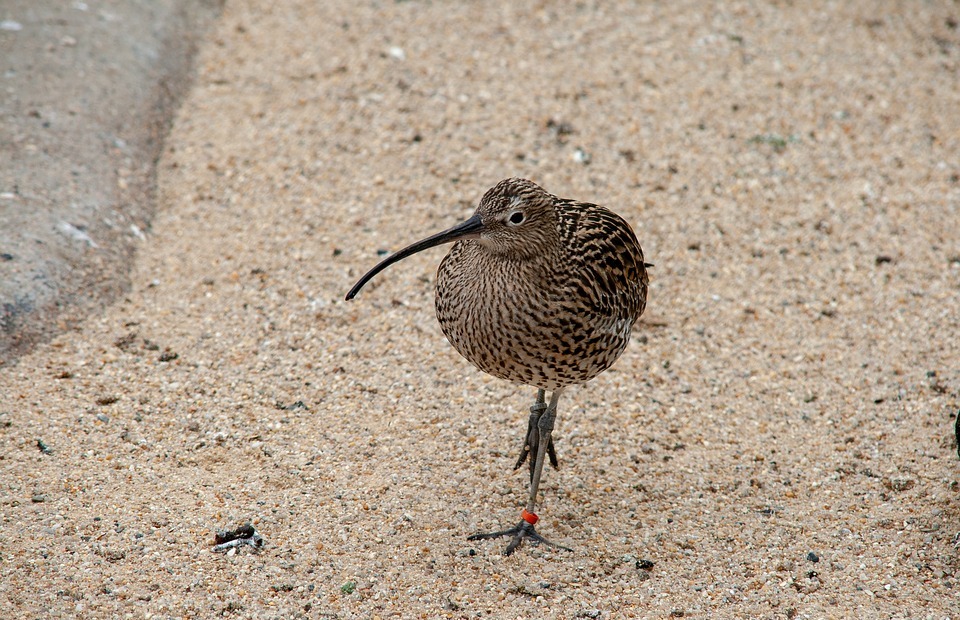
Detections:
[433, 242, 634, 391]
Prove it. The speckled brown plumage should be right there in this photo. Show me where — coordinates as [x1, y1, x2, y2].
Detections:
[435, 178, 648, 392]
[346, 177, 651, 555]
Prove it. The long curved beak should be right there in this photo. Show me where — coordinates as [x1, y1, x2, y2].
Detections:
[345, 213, 484, 300]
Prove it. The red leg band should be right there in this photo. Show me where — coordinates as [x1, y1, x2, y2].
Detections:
[521, 509, 539, 525]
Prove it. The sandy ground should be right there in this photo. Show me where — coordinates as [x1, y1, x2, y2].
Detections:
[0, 0, 219, 362]
[2, 0, 960, 617]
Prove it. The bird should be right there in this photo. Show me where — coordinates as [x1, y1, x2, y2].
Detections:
[345, 178, 651, 555]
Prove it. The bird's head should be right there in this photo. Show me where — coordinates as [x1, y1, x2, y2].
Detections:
[472, 178, 559, 259]
[345, 178, 557, 300]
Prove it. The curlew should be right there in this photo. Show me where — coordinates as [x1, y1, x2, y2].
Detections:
[345, 178, 651, 555]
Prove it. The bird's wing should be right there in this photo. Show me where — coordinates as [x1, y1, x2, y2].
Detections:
[558, 201, 648, 328]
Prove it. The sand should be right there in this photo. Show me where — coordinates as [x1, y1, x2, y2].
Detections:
[1, 0, 959, 617]
[0, 0, 218, 361]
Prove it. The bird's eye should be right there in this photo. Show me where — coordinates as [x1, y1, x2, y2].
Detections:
[508, 211, 525, 225]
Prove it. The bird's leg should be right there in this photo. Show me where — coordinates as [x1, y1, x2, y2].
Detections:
[469, 389, 572, 556]
[512, 389, 545, 476]
[513, 389, 559, 482]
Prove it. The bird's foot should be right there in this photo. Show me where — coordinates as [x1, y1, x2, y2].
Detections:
[513, 402, 559, 473]
[467, 510, 572, 556]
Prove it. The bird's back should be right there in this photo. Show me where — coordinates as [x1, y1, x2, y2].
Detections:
[435, 195, 648, 391]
